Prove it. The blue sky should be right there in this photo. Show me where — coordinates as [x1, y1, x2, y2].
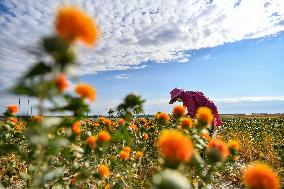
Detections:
[1, 0, 284, 115]
[84, 33, 284, 114]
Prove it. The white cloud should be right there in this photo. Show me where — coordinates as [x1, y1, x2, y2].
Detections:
[213, 96, 284, 104]
[1, 0, 284, 90]
[114, 74, 131, 80]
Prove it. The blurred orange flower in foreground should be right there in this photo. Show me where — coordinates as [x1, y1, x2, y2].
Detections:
[71, 121, 81, 135]
[207, 139, 229, 160]
[157, 112, 170, 123]
[228, 140, 240, 151]
[55, 6, 100, 46]
[180, 117, 192, 129]
[243, 162, 280, 189]
[196, 107, 213, 125]
[98, 164, 110, 179]
[32, 115, 43, 123]
[98, 131, 111, 143]
[7, 105, 18, 114]
[158, 130, 193, 163]
[75, 83, 96, 102]
[172, 105, 186, 117]
[55, 74, 68, 92]
[86, 136, 97, 148]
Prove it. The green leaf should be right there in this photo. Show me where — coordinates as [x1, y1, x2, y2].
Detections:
[24, 62, 51, 78]
[11, 84, 36, 96]
[43, 36, 69, 54]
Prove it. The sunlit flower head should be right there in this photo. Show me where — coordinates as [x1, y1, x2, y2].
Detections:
[158, 130, 193, 163]
[143, 133, 149, 140]
[180, 117, 193, 129]
[98, 164, 110, 179]
[7, 117, 17, 125]
[136, 151, 144, 159]
[117, 118, 125, 125]
[99, 117, 112, 126]
[123, 146, 131, 153]
[228, 140, 240, 151]
[98, 131, 111, 143]
[75, 83, 96, 102]
[32, 115, 43, 123]
[207, 139, 229, 161]
[71, 121, 81, 135]
[55, 74, 68, 92]
[172, 105, 186, 117]
[86, 136, 97, 148]
[157, 112, 170, 123]
[7, 105, 18, 114]
[130, 124, 138, 132]
[243, 162, 280, 189]
[139, 117, 147, 124]
[55, 6, 100, 46]
[15, 122, 25, 131]
[119, 151, 129, 160]
[196, 107, 214, 125]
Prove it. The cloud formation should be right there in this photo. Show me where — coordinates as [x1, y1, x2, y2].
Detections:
[1, 0, 284, 90]
[213, 96, 284, 104]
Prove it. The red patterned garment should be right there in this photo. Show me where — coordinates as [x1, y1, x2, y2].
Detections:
[169, 88, 222, 127]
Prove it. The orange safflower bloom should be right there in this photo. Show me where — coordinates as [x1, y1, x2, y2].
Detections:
[98, 164, 110, 179]
[139, 117, 147, 124]
[155, 112, 160, 119]
[243, 162, 280, 189]
[143, 133, 149, 140]
[123, 147, 131, 153]
[93, 122, 100, 127]
[157, 112, 170, 122]
[104, 119, 112, 127]
[136, 151, 143, 159]
[99, 117, 112, 126]
[172, 105, 186, 117]
[55, 6, 100, 46]
[180, 117, 193, 129]
[7, 105, 18, 114]
[55, 74, 68, 91]
[119, 151, 129, 160]
[158, 130, 193, 163]
[86, 136, 97, 148]
[15, 123, 24, 131]
[32, 115, 43, 123]
[196, 107, 213, 125]
[117, 118, 125, 125]
[75, 83, 96, 102]
[98, 131, 111, 143]
[99, 117, 106, 123]
[7, 117, 17, 125]
[72, 121, 81, 135]
[207, 139, 229, 160]
[130, 124, 138, 132]
[228, 140, 240, 151]
[105, 184, 111, 189]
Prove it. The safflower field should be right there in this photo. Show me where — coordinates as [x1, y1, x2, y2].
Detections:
[0, 5, 283, 189]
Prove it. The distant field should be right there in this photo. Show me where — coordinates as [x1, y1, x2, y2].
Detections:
[221, 114, 284, 118]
